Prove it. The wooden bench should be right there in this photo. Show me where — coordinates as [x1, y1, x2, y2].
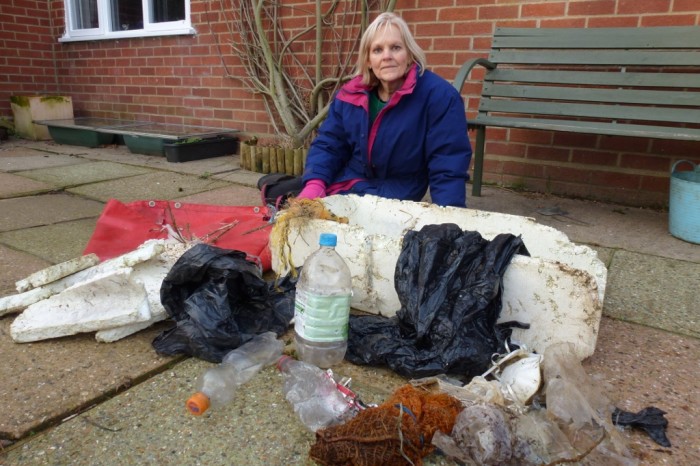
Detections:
[453, 26, 700, 196]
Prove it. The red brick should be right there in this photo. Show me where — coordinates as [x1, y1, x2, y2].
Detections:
[487, 141, 527, 157]
[510, 128, 554, 145]
[571, 149, 619, 166]
[553, 132, 600, 149]
[619, 153, 671, 172]
[641, 15, 697, 26]
[526, 145, 570, 162]
[522, 2, 567, 18]
[639, 174, 670, 193]
[454, 21, 496, 36]
[541, 18, 588, 28]
[599, 135, 651, 152]
[493, 19, 539, 28]
[545, 164, 594, 183]
[673, 0, 700, 11]
[479, 5, 520, 20]
[568, 1, 616, 16]
[587, 16, 640, 27]
[650, 139, 700, 156]
[590, 170, 641, 190]
[618, 0, 671, 15]
[502, 160, 546, 178]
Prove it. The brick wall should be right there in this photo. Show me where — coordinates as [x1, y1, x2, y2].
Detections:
[1, 0, 699, 207]
[0, 1, 58, 99]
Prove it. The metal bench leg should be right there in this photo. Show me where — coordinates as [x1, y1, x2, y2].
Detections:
[472, 126, 486, 197]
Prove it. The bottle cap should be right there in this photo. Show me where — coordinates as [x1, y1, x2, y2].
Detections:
[319, 233, 337, 247]
[276, 354, 294, 372]
[186, 392, 211, 416]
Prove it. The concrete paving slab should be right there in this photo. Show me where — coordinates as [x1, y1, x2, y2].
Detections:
[0, 318, 178, 441]
[3, 319, 698, 466]
[15, 161, 154, 188]
[66, 172, 230, 203]
[0, 141, 95, 157]
[54, 142, 241, 177]
[604, 251, 700, 339]
[0, 333, 416, 466]
[0, 154, 87, 173]
[469, 186, 700, 264]
[1, 138, 698, 465]
[215, 167, 266, 188]
[176, 184, 262, 206]
[0, 245, 52, 296]
[0, 194, 103, 233]
[0, 218, 98, 264]
[0, 172, 56, 199]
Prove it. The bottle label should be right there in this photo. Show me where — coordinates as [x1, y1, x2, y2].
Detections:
[294, 290, 351, 342]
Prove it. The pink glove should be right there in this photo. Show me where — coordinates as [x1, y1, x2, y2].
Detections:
[296, 179, 327, 200]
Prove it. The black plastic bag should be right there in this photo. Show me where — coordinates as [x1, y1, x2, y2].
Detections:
[346, 224, 528, 379]
[152, 243, 296, 362]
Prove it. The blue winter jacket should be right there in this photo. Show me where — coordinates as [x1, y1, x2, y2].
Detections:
[302, 64, 472, 207]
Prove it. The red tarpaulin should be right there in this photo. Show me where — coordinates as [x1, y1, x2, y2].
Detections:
[83, 199, 273, 270]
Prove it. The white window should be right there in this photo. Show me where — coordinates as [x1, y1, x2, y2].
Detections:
[60, 0, 194, 42]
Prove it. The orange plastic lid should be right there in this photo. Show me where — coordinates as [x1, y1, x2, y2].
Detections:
[186, 392, 211, 416]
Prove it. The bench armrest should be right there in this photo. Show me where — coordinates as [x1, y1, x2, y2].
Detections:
[453, 58, 495, 94]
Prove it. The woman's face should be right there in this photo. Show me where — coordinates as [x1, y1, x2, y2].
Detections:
[368, 24, 410, 89]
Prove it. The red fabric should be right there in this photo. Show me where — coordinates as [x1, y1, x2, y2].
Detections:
[83, 199, 272, 270]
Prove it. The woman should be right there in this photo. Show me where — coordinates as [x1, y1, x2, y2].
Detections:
[261, 12, 472, 208]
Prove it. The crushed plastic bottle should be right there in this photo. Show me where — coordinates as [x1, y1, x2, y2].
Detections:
[186, 332, 283, 416]
[277, 355, 357, 432]
[294, 232, 352, 368]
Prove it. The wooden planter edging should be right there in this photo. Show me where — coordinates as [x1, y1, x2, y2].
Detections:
[240, 145, 307, 175]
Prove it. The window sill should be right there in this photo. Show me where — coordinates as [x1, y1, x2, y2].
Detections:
[59, 27, 196, 43]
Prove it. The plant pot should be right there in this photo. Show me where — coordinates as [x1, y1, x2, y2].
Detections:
[10, 95, 74, 140]
[46, 126, 115, 148]
[123, 134, 173, 156]
[164, 136, 240, 163]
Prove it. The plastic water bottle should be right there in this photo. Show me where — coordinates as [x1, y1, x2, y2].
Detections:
[186, 332, 283, 416]
[294, 232, 352, 368]
[277, 355, 355, 432]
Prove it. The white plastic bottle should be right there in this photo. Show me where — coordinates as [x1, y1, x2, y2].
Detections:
[293, 232, 352, 368]
[186, 332, 283, 415]
[277, 355, 355, 432]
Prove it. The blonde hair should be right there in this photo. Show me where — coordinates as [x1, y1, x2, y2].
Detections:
[356, 12, 427, 87]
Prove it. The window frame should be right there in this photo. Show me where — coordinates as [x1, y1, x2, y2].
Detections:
[60, 0, 195, 42]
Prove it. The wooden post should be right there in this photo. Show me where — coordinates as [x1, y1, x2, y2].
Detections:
[285, 149, 294, 175]
[269, 147, 277, 174]
[276, 147, 286, 173]
[293, 148, 303, 176]
[240, 144, 250, 170]
[250, 146, 258, 172]
[261, 147, 270, 173]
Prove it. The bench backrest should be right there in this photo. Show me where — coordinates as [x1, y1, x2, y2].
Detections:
[466, 26, 700, 140]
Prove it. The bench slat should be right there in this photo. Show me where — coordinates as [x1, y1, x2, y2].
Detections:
[480, 99, 700, 125]
[455, 26, 700, 197]
[483, 83, 700, 107]
[493, 26, 700, 49]
[490, 50, 700, 66]
[472, 116, 700, 141]
[488, 69, 700, 88]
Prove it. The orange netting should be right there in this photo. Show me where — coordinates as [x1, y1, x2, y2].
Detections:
[309, 384, 463, 466]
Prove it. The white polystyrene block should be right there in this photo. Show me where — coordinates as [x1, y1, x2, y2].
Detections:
[270, 195, 606, 360]
[10, 269, 151, 343]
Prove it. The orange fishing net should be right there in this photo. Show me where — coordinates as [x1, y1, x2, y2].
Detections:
[309, 384, 463, 466]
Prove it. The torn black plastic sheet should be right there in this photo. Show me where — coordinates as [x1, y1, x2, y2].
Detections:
[612, 406, 671, 448]
[346, 224, 529, 379]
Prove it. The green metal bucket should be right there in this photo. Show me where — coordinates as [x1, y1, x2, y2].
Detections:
[668, 160, 700, 244]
